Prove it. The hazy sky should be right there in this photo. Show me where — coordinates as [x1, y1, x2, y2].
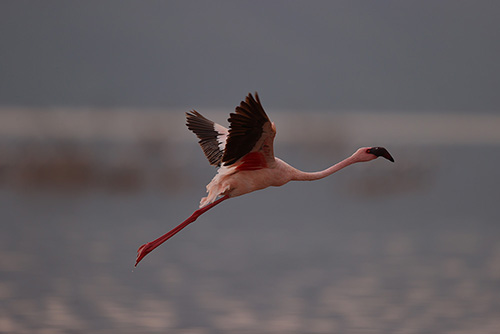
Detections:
[1, 1, 499, 112]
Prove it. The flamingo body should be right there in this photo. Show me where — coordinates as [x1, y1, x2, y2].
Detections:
[135, 93, 394, 266]
[201, 157, 297, 207]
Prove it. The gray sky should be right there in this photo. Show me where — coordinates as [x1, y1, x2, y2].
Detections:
[1, 1, 499, 112]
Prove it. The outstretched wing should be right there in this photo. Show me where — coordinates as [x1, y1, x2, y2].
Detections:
[222, 92, 276, 167]
[186, 111, 228, 166]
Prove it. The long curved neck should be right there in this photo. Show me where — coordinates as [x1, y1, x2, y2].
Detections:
[291, 155, 358, 181]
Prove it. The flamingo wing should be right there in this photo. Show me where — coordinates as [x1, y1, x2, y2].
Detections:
[222, 92, 276, 167]
[186, 111, 228, 167]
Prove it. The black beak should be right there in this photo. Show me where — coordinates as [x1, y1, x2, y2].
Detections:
[368, 147, 394, 162]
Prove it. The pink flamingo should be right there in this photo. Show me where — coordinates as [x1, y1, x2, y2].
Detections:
[136, 93, 394, 266]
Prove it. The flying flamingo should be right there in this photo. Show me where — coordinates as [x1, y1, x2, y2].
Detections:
[135, 92, 394, 266]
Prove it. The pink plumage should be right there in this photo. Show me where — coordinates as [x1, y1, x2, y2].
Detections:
[135, 92, 394, 266]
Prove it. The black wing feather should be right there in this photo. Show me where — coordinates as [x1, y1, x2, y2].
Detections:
[222, 92, 271, 166]
[186, 111, 225, 166]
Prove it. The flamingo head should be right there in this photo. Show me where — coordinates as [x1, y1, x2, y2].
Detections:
[354, 147, 394, 162]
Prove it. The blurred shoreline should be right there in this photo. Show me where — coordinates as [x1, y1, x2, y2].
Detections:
[0, 108, 497, 193]
[1, 108, 499, 145]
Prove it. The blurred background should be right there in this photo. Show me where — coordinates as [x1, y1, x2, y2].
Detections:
[1, 1, 499, 333]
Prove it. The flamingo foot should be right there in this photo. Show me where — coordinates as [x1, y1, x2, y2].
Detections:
[135, 242, 154, 266]
[134, 195, 229, 267]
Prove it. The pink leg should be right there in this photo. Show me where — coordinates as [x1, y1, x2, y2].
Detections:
[135, 195, 229, 266]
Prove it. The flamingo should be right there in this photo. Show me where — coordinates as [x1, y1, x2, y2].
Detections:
[135, 92, 394, 266]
